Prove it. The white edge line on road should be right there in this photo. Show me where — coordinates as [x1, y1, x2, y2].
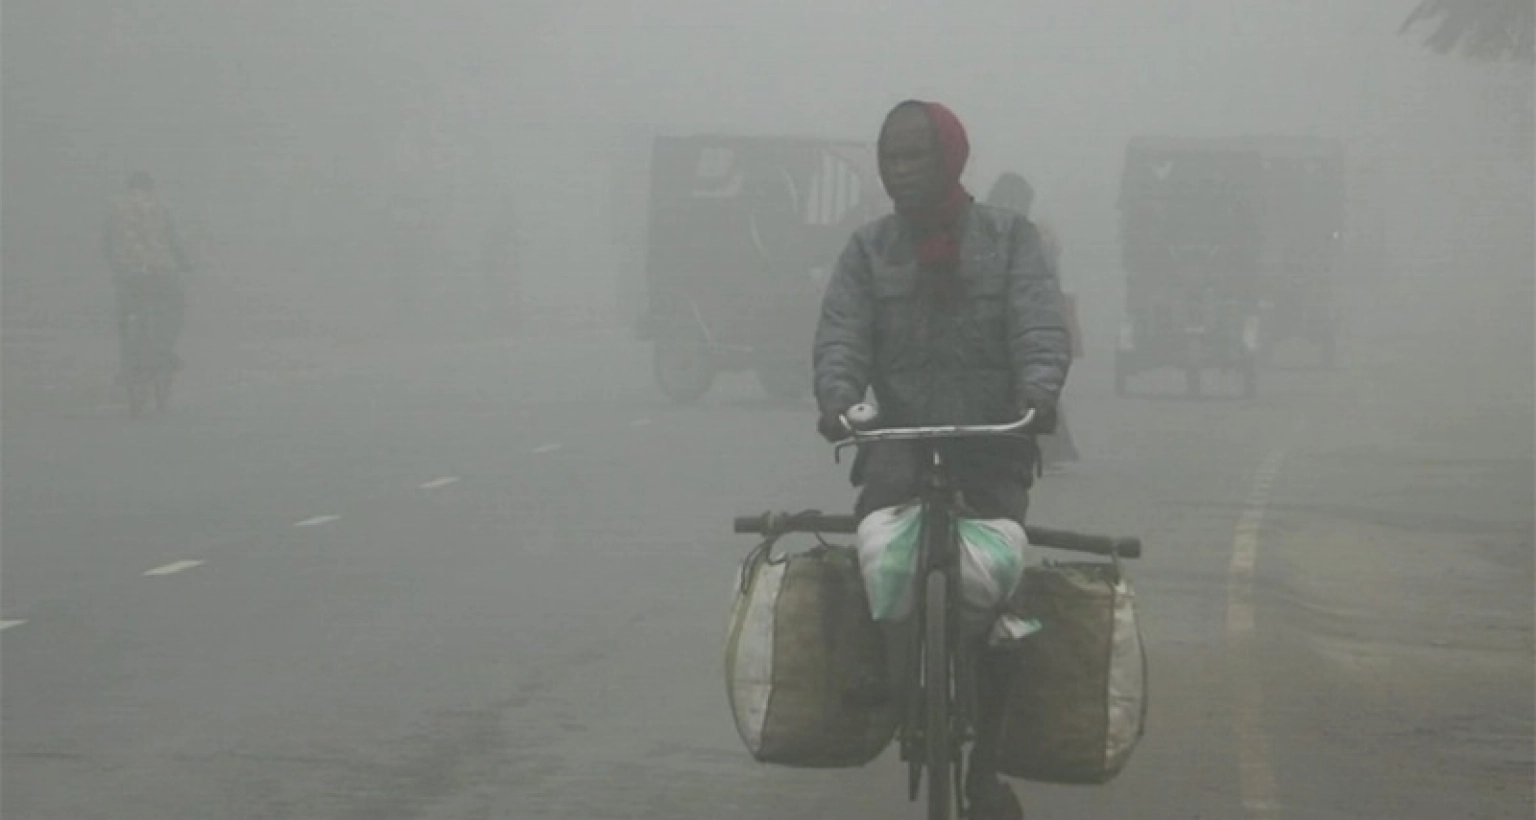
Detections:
[531, 443, 563, 454]
[1228, 448, 1288, 817]
[144, 559, 205, 577]
[0, 620, 27, 632]
[294, 514, 341, 528]
[420, 476, 461, 490]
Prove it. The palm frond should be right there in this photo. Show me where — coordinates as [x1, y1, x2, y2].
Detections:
[1400, 0, 1535, 63]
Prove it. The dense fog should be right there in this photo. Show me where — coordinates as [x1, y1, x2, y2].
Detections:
[4, 1, 1530, 346]
[2, 3, 1531, 818]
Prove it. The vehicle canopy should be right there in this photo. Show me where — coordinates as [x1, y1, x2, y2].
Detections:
[642, 134, 882, 348]
[1240, 135, 1348, 281]
[1118, 136, 1266, 292]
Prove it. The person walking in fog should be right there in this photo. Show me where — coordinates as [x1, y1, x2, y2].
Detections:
[101, 171, 191, 387]
[985, 171, 1080, 467]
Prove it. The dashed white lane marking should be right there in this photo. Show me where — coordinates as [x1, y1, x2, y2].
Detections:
[0, 620, 27, 632]
[419, 476, 461, 490]
[630, 418, 652, 428]
[1228, 448, 1288, 817]
[294, 515, 341, 528]
[144, 560, 205, 577]
[531, 443, 563, 454]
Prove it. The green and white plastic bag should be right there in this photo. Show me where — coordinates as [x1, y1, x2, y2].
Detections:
[855, 504, 1028, 631]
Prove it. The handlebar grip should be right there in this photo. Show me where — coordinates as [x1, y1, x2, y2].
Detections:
[811, 515, 859, 534]
[844, 403, 879, 429]
[1026, 526, 1143, 559]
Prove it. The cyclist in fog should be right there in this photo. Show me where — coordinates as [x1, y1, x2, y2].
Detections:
[812, 100, 1072, 820]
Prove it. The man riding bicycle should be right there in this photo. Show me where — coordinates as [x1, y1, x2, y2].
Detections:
[101, 172, 191, 386]
[813, 101, 1072, 820]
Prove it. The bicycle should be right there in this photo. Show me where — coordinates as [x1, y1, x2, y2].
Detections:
[734, 403, 1142, 820]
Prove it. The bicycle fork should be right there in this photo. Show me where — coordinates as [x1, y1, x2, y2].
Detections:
[899, 462, 980, 817]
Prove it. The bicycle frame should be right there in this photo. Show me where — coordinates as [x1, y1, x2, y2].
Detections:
[836, 407, 1037, 818]
[731, 412, 1141, 820]
[903, 444, 976, 810]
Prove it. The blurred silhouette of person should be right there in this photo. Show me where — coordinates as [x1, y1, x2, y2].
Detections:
[101, 171, 191, 386]
[985, 172, 1079, 467]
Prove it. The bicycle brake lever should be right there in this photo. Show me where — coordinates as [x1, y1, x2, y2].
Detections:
[833, 439, 860, 464]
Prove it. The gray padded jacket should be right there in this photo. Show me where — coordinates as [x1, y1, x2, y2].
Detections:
[813, 202, 1071, 429]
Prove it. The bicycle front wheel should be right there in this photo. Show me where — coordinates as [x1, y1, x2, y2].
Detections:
[924, 570, 952, 820]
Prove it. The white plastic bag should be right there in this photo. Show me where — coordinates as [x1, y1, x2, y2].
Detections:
[855, 504, 924, 621]
[855, 505, 1028, 630]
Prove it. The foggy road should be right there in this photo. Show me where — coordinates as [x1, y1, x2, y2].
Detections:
[5, 1, 1532, 818]
[3, 270, 1530, 819]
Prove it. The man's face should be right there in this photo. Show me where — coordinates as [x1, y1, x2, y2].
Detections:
[879, 107, 942, 213]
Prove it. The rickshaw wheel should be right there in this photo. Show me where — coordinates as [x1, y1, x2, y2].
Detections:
[654, 335, 715, 404]
[755, 362, 808, 401]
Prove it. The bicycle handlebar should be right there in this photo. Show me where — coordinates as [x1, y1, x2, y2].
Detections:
[732, 512, 1142, 559]
[832, 404, 1038, 462]
[839, 404, 1038, 444]
[731, 406, 1141, 558]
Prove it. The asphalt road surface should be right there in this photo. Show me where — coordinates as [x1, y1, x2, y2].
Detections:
[3, 270, 1531, 819]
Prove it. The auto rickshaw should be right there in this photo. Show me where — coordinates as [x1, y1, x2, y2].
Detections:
[637, 135, 882, 403]
[1245, 135, 1347, 369]
[1114, 137, 1265, 399]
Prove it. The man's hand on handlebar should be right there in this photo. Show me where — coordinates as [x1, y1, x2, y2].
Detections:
[818, 403, 879, 442]
[816, 408, 852, 443]
[1017, 387, 1057, 434]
